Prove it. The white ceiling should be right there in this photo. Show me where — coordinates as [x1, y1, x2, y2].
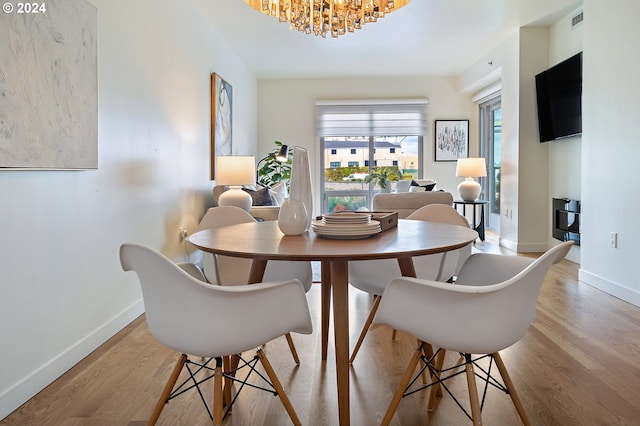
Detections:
[194, 0, 581, 79]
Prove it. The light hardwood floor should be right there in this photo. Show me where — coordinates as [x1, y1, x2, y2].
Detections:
[3, 234, 640, 425]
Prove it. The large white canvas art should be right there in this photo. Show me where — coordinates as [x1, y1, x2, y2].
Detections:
[0, 0, 97, 169]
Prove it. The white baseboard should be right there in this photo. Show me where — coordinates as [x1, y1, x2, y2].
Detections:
[579, 269, 640, 308]
[499, 236, 518, 252]
[498, 237, 549, 253]
[0, 299, 144, 420]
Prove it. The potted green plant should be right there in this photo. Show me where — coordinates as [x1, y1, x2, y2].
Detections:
[257, 141, 292, 189]
[365, 168, 398, 193]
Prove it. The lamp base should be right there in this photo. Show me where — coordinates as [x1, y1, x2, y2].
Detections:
[218, 186, 252, 212]
[457, 178, 481, 201]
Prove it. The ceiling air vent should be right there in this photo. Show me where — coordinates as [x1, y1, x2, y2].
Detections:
[571, 11, 584, 29]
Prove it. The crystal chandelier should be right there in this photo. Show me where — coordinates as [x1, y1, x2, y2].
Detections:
[243, 0, 410, 38]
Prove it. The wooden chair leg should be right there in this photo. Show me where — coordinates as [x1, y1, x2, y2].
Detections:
[420, 341, 432, 384]
[350, 295, 381, 363]
[419, 340, 444, 387]
[257, 348, 302, 426]
[464, 354, 483, 426]
[229, 354, 240, 373]
[213, 358, 223, 426]
[427, 348, 447, 410]
[148, 353, 187, 426]
[222, 356, 232, 409]
[381, 344, 423, 426]
[285, 333, 301, 365]
[225, 353, 241, 412]
[493, 352, 531, 426]
[427, 349, 447, 411]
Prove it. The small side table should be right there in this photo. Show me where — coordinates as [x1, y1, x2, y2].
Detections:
[453, 200, 489, 242]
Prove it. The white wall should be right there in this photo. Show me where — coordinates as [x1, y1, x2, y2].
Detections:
[0, 0, 257, 418]
[547, 6, 583, 263]
[256, 76, 476, 216]
[460, 0, 640, 307]
[579, 0, 640, 306]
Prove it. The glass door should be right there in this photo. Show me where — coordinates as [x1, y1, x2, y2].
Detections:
[480, 97, 501, 231]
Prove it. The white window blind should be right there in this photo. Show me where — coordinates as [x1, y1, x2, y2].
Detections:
[315, 99, 429, 137]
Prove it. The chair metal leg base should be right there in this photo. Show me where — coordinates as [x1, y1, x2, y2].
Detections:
[148, 350, 301, 425]
[382, 346, 529, 425]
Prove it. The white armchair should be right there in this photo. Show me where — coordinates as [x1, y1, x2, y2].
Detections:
[195, 206, 313, 364]
[120, 243, 312, 425]
[348, 204, 471, 363]
[373, 241, 573, 425]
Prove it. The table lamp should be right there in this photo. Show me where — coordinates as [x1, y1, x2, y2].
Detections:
[216, 156, 256, 212]
[455, 157, 487, 201]
[276, 144, 289, 162]
[256, 144, 289, 183]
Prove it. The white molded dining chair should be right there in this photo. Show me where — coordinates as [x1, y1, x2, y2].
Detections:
[196, 206, 313, 288]
[348, 204, 471, 363]
[374, 240, 573, 426]
[405, 204, 472, 274]
[120, 243, 312, 426]
[195, 206, 313, 364]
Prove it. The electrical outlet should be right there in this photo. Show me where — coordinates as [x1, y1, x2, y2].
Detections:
[179, 228, 188, 243]
[610, 232, 618, 248]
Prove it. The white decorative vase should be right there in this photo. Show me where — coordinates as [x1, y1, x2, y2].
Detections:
[278, 198, 308, 235]
[289, 146, 313, 230]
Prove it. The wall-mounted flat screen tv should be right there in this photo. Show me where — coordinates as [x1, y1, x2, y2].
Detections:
[535, 52, 583, 142]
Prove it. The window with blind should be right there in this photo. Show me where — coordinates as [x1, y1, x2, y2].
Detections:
[316, 100, 428, 213]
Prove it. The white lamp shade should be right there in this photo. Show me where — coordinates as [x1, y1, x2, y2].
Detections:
[455, 157, 487, 178]
[215, 156, 256, 186]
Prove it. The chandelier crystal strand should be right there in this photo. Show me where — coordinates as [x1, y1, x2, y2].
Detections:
[246, 0, 409, 38]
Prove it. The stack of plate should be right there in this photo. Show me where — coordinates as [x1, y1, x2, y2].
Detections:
[312, 213, 381, 239]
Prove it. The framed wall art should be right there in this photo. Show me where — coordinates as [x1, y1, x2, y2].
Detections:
[0, 0, 98, 169]
[211, 73, 232, 179]
[434, 119, 469, 161]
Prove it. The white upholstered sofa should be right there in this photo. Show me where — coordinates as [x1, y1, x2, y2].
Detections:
[372, 191, 454, 219]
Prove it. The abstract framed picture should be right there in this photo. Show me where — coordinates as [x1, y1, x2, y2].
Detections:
[211, 73, 232, 179]
[0, 0, 97, 169]
[434, 120, 469, 161]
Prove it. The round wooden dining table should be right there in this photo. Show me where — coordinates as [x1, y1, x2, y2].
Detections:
[189, 219, 478, 426]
